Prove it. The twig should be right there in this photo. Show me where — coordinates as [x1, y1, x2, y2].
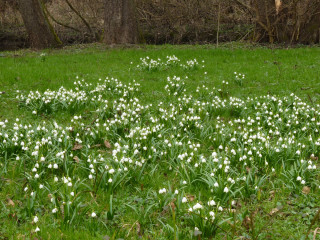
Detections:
[43, 3, 81, 33]
[305, 208, 320, 239]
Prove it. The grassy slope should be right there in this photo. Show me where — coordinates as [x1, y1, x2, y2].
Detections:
[0, 43, 320, 239]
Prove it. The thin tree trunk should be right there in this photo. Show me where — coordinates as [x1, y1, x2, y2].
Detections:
[104, 0, 138, 44]
[17, 0, 61, 49]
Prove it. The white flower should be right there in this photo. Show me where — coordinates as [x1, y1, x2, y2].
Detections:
[174, 189, 179, 194]
[71, 192, 74, 196]
[108, 178, 113, 183]
[297, 176, 302, 181]
[193, 203, 203, 210]
[35, 227, 40, 232]
[182, 197, 188, 203]
[214, 182, 219, 187]
[109, 169, 115, 174]
[52, 208, 58, 213]
[208, 200, 216, 206]
[159, 188, 167, 194]
[91, 212, 97, 218]
[301, 180, 305, 185]
[33, 216, 39, 223]
[224, 187, 229, 193]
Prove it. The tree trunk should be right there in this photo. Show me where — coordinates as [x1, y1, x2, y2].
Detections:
[104, 0, 138, 44]
[17, 0, 61, 49]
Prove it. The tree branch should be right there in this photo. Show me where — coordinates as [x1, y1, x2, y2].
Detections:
[64, 0, 94, 38]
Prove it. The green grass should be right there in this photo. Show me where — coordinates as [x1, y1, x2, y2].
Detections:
[1, 43, 320, 121]
[1, 43, 320, 239]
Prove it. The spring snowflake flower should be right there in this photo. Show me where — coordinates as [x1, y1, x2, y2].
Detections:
[52, 208, 58, 213]
[224, 187, 229, 193]
[159, 188, 167, 194]
[108, 178, 113, 183]
[33, 216, 39, 223]
[35, 227, 40, 232]
[193, 203, 203, 210]
[297, 176, 302, 181]
[301, 180, 306, 185]
[182, 197, 188, 203]
[91, 212, 97, 218]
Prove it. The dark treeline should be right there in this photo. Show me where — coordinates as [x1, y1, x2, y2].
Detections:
[0, 0, 320, 50]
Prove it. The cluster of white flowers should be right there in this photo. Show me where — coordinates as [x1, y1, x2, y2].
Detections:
[1, 72, 320, 235]
[135, 55, 204, 71]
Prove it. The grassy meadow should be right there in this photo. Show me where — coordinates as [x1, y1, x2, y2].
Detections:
[0, 43, 320, 239]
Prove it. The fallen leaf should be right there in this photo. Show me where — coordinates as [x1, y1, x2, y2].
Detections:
[104, 140, 111, 149]
[136, 222, 141, 236]
[269, 208, 279, 216]
[242, 216, 251, 230]
[73, 156, 80, 163]
[187, 194, 195, 202]
[72, 143, 82, 151]
[310, 155, 318, 161]
[269, 190, 275, 200]
[169, 200, 176, 211]
[302, 186, 310, 194]
[7, 198, 15, 207]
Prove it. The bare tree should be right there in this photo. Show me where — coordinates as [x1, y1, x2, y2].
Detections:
[235, 0, 320, 44]
[17, 0, 61, 48]
[104, 0, 138, 44]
